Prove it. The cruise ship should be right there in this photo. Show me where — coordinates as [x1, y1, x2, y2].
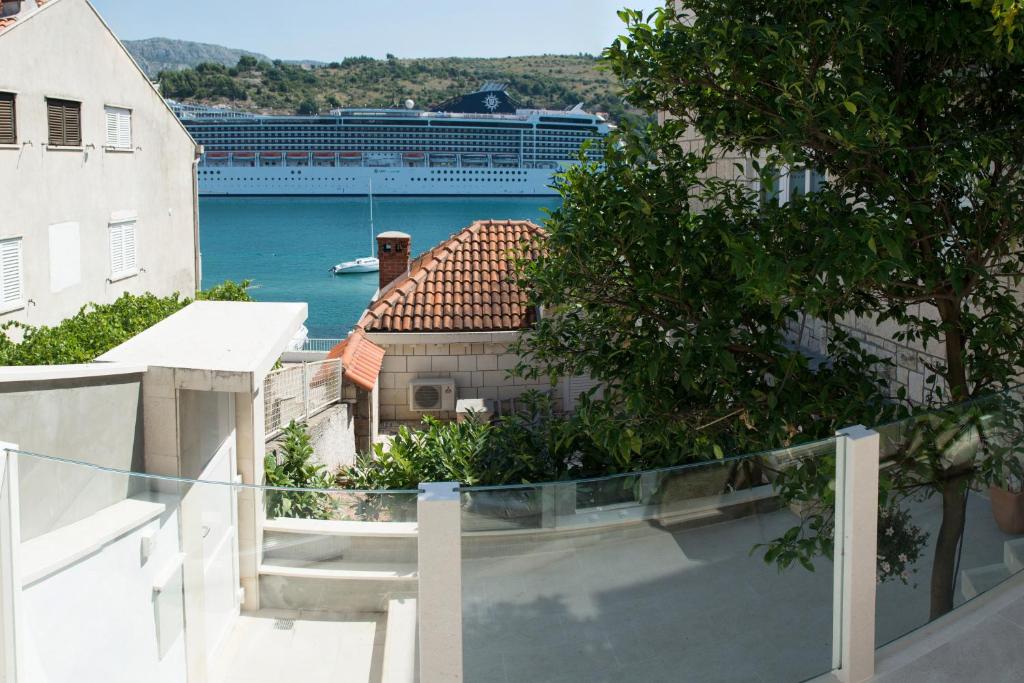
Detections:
[170, 83, 610, 196]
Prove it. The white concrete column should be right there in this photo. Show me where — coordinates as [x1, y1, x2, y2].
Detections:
[833, 425, 880, 683]
[234, 389, 265, 612]
[0, 443, 22, 683]
[417, 482, 462, 683]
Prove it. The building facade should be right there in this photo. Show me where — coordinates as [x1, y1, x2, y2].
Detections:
[0, 0, 200, 330]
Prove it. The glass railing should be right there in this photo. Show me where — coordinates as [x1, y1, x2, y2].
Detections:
[5, 392, 1024, 683]
[5, 448, 417, 683]
[460, 438, 839, 683]
[873, 390, 1024, 647]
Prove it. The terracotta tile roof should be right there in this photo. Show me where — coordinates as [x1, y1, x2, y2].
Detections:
[0, 16, 16, 30]
[326, 329, 386, 391]
[358, 219, 545, 333]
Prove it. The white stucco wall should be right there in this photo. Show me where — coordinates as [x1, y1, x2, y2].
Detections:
[0, 0, 198, 329]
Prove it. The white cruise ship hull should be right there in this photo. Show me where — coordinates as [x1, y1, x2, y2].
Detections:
[197, 165, 562, 196]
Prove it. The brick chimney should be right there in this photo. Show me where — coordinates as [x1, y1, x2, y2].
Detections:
[377, 231, 411, 290]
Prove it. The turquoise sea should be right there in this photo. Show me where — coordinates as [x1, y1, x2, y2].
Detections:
[199, 196, 560, 338]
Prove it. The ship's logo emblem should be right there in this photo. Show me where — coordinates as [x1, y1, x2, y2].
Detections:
[483, 94, 501, 111]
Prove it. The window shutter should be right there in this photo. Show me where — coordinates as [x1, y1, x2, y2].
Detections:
[47, 100, 64, 146]
[105, 107, 118, 147]
[109, 220, 137, 278]
[63, 101, 81, 146]
[109, 223, 125, 276]
[47, 99, 81, 147]
[121, 221, 136, 273]
[105, 106, 131, 149]
[0, 93, 15, 145]
[118, 110, 131, 149]
[0, 238, 23, 308]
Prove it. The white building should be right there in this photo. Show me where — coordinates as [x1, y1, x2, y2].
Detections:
[0, 0, 200, 329]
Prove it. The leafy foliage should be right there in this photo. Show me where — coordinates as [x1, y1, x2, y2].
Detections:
[264, 421, 336, 519]
[344, 393, 576, 489]
[155, 54, 644, 123]
[511, 124, 903, 471]
[604, 0, 1024, 617]
[0, 280, 252, 366]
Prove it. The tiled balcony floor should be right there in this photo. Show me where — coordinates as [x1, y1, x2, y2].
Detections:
[210, 610, 385, 683]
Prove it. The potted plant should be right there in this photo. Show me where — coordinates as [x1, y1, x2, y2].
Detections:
[990, 473, 1024, 535]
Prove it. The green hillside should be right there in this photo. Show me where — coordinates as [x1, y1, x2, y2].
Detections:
[154, 53, 637, 122]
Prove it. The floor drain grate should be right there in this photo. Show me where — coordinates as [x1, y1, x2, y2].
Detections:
[273, 619, 295, 631]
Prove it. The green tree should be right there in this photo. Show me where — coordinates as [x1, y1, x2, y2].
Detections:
[236, 55, 258, 71]
[605, 1, 1024, 618]
[512, 126, 899, 475]
[296, 97, 319, 115]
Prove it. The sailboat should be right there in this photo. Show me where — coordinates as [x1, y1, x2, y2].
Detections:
[331, 179, 380, 274]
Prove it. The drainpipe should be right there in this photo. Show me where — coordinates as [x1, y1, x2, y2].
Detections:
[192, 145, 203, 292]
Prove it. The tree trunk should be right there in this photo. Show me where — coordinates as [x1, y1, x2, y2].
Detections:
[929, 474, 969, 619]
[929, 298, 971, 620]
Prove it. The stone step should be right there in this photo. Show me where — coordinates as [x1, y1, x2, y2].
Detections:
[260, 558, 417, 581]
[961, 563, 1011, 600]
[382, 596, 417, 683]
[1004, 538, 1024, 574]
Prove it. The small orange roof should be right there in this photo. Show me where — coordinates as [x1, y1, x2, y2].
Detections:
[326, 329, 386, 391]
[358, 219, 545, 333]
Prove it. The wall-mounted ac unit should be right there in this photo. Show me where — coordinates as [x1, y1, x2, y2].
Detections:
[408, 378, 456, 411]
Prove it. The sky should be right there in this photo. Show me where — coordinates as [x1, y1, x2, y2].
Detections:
[89, 0, 665, 62]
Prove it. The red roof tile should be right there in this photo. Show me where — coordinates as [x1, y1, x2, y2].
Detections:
[326, 329, 386, 392]
[358, 220, 545, 333]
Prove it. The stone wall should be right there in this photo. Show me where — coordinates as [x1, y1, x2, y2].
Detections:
[376, 341, 559, 428]
[787, 311, 948, 405]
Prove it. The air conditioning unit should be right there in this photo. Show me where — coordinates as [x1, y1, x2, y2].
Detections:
[408, 378, 456, 412]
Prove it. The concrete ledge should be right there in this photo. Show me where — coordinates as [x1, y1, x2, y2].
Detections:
[0, 362, 148, 384]
[21, 497, 166, 586]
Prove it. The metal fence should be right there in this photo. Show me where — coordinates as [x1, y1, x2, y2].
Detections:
[301, 338, 344, 353]
[264, 358, 343, 438]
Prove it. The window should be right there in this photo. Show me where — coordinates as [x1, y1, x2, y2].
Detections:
[0, 237, 23, 312]
[104, 106, 131, 149]
[46, 98, 81, 147]
[0, 93, 15, 145]
[108, 219, 137, 280]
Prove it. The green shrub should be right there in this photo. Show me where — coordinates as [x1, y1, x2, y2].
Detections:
[344, 392, 574, 489]
[264, 421, 336, 519]
[0, 280, 252, 366]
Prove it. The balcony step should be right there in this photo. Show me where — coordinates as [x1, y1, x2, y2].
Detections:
[263, 517, 418, 538]
[1004, 538, 1024, 573]
[259, 558, 417, 582]
[960, 563, 1011, 600]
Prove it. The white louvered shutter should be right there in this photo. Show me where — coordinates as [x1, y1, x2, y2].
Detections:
[0, 238, 23, 309]
[104, 107, 131, 149]
[121, 221, 136, 273]
[109, 223, 125, 277]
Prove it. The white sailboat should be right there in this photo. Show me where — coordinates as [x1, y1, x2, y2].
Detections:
[331, 179, 380, 274]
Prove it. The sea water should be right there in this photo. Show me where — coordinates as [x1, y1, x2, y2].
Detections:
[199, 196, 561, 338]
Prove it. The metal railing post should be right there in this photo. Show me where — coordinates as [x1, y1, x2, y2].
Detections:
[417, 482, 463, 682]
[832, 425, 880, 683]
[302, 362, 310, 420]
[0, 442, 23, 683]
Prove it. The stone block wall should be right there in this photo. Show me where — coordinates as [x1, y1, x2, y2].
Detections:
[787, 311, 948, 405]
[376, 341, 560, 428]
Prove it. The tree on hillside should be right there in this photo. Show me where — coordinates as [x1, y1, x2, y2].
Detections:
[296, 97, 319, 116]
[575, 1, 1024, 619]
